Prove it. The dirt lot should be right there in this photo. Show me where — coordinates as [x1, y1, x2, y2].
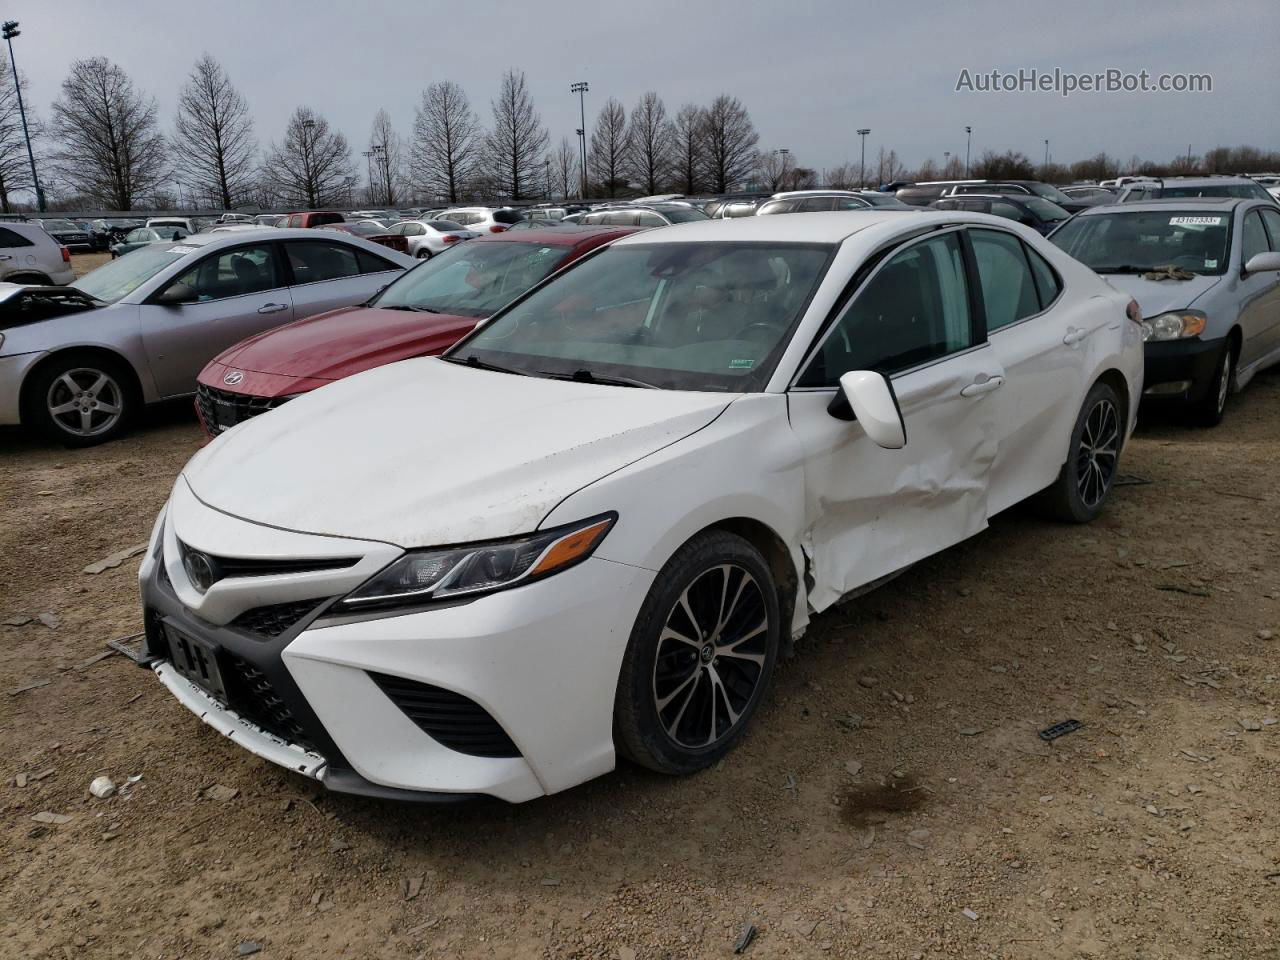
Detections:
[1, 344, 1278, 957]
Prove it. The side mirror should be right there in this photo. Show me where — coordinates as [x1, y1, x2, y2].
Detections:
[156, 282, 197, 306]
[1243, 251, 1280, 275]
[829, 370, 907, 449]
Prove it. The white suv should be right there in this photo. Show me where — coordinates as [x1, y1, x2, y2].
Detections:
[0, 222, 75, 286]
[438, 207, 524, 234]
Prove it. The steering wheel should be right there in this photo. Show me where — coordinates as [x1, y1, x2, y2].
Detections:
[735, 322, 777, 341]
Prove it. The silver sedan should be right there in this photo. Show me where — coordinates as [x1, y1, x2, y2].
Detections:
[0, 228, 413, 446]
[384, 219, 478, 259]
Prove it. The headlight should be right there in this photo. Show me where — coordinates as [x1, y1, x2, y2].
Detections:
[1141, 310, 1206, 342]
[337, 513, 616, 611]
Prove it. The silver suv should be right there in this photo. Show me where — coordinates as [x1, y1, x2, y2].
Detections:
[1050, 197, 1280, 425]
[1117, 176, 1277, 205]
[0, 221, 76, 286]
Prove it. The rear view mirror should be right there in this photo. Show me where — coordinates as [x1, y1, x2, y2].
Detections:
[830, 370, 907, 448]
[156, 282, 197, 305]
[1243, 251, 1280, 275]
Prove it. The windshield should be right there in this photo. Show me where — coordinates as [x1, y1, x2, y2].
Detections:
[41, 219, 78, 231]
[1025, 183, 1074, 204]
[655, 207, 709, 223]
[1050, 210, 1230, 275]
[450, 241, 832, 392]
[427, 220, 464, 231]
[373, 240, 571, 317]
[1025, 198, 1070, 222]
[338, 222, 383, 236]
[75, 244, 189, 302]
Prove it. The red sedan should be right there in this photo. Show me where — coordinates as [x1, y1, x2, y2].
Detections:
[195, 226, 637, 437]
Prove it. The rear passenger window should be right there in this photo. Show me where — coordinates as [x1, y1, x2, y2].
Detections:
[798, 232, 973, 385]
[357, 249, 397, 274]
[1025, 245, 1062, 309]
[284, 240, 361, 284]
[636, 212, 666, 227]
[969, 229, 1041, 331]
[1260, 209, 1280, 251]
[0, 227, 33, 248]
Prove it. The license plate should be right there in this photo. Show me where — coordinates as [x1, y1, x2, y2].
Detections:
[165, 624, 227, 700]
[212, 399, 239, 429]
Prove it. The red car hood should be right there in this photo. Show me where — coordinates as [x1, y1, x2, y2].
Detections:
[202, 306, 480, 397]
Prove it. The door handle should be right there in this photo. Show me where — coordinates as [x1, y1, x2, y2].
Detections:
[1063, 327, 1089, 345]
[257, 302, 288, 314]
[0, 255, 11, 261]
[960, 375, 1004, 398]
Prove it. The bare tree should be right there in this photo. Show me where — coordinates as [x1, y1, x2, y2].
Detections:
[971, 149, 1034, 180]
[701, 95, 757, 193]
[48, 57, 167, 210]
[626, 92, 670, 195]
[262, 106, 356, 208]
[824, 163, 858, 190]
[0, 57, 38, 212]
[754, 149, 793, 191]
[411, 80, 480, 203]
[483, 69, 547, 200]
[551, 136, 578, 200]
[173, 54, 256, 210]
[589, 97, 630, 197]
[874, 146, 906, 185]
[366, 108, 404, 206]
[670, 104, 705, 194]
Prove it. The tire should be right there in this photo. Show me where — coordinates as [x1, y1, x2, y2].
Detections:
[415, 249, 432, 260]
[23, 351, 137, 448]
[614, 530, 780, 775]
[1192, 338, 1235, 428]
[1039, 380, 1123, 523]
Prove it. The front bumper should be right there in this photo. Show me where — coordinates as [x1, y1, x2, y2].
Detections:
[138, 482, 654, 802]
[1143, 336, 1226, 403]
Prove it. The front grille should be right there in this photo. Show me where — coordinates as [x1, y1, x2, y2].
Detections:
[229, 598, 326, 638]
[222, 655, 312, 747]
[177, 538, 357, 581]
[195, 383, 291, 435]
[370, 672, 521, 758]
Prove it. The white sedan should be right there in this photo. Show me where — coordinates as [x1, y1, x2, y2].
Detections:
[139, 211, 1143, 802]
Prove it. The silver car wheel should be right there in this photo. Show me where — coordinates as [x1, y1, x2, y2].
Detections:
[651, 563, 769, 749]
[1215, 348, 1232, 415]
[46, 367, 125, 438]
[1075, 397, 1119, 509]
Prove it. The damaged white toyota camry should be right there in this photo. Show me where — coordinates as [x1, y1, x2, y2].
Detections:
[139, 211, 1143, 802]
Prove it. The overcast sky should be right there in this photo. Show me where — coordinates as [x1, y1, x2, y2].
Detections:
[8, 0, 1278, 178]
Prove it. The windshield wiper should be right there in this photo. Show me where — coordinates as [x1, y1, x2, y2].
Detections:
[439, 354, 528, 376]
[542, 368, 659, 389]
[1092, 264, 1145, 274]
[380, 303, 442, 313]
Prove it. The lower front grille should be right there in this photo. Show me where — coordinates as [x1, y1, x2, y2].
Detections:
[230, 599, 326, 638]
[195, 383, 290, 435]
[222, 655, 313, 748]
[370, 673, 521, 758]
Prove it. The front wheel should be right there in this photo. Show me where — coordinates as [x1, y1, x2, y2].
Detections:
[1038, 381, 1122, 523]
[24, 352, 136, 447]
[414, 248, 432, 260]
[1193, 339, 1235, 428]
[614, 531, 780, 775]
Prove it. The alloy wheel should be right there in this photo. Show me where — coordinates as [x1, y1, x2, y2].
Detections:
[45, 368, 124, 438]
[1215, 348, 1232, 415]
[1076, 397, 1119, 508]
[651, 563, 770, 748]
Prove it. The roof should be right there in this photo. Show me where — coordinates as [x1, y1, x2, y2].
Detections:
[471, 225, 639, 247]
[611, 209, 926, 246]
[1074, 197, 1245, 216]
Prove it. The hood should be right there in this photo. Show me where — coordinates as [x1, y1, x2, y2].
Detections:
[214, 306, 480, 382]
[183, 357, 735, 546]
[1101, 272, 1221, 316]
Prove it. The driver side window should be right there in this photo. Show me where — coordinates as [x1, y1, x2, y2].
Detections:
[797, 232, 974, 387]
[163, 244, 281, 302]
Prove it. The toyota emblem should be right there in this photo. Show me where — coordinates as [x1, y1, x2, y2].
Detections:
[223, 370, 244, 386]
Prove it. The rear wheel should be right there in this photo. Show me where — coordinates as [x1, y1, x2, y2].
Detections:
[1193, 338, 1235, 428]
[24, 352, 137, 447]
[1039, 381, 1122, 523]
[614, 531, 780, 775]
[415, 248, 432, 260]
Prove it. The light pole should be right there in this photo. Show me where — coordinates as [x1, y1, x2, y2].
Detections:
[570, 81, 588, 199]
[944, 150, 951, 175]
[964, 126, 972, 177]
[544, 158, 552, 201]
[773, 148, 791, 189]
[1043, 139, 1050, 168]
[856, 129, 870, 188]
[362, 150, 374, 204]
[301, 118, 317, 208]
[372, 143, 389, 206]
[2, 21, 44, 212]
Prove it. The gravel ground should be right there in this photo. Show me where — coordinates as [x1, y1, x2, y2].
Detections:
[1, 281, 1277, 957]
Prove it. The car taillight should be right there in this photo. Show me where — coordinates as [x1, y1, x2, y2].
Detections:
[443, 235, 460, 243]
[61, 246, 71, 263]
[489, 225, 506, 233]
[1125, 298, 1142, 325]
